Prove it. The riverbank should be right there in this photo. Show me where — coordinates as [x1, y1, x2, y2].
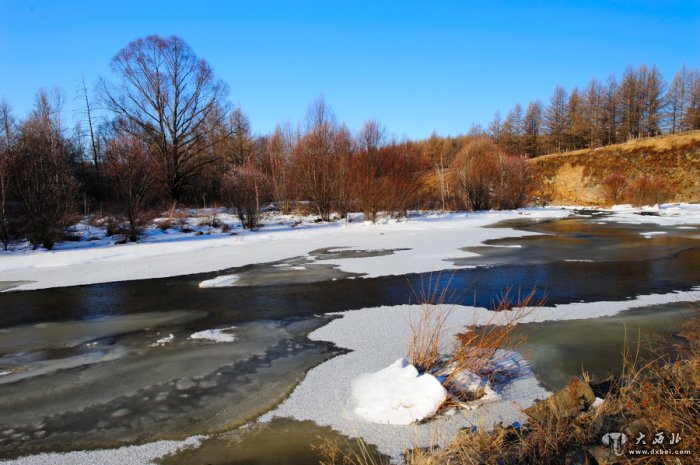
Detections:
[1, 204, 699, 292]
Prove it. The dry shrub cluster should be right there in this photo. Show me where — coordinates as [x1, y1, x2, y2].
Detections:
[625, 175, 675, 207]
[451, 138, 531, 211]
[601, 173, 675, 206]
[406, 273, 538, 405]
[409, 310, 700, 465]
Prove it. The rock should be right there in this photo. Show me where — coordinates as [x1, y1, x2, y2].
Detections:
[622, 419, 651, 443]
[525, 378, 596, 420]
[586, 445, 621, 465]
[590, 376, 617, 398]
[564, 447, 591, 465]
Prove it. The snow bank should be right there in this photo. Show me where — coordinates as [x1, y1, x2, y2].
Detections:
[605, 203, 700, 225]
[0, 435, 204, 465]
[198, 274, 239, 288]
[352, 358, 447, 425]
[0, 208, 573, 291]
[189, 326, 236, 343]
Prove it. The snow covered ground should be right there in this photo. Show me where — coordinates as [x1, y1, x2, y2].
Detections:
[0, 208, 574, 291]
[2, 204, 698, 292]
[0, 436, 203, 465]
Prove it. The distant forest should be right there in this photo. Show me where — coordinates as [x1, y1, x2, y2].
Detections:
[1, 35, 699, 249]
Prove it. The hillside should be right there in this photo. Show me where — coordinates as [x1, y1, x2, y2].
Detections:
[529, 131, 700, 206]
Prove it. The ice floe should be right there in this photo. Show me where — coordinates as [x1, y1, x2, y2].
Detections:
[189, 327, 236, 343]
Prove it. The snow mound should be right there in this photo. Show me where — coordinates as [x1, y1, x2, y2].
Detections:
[189, 327, 236, 343]
[198, 274, 239, 288]
[352, 358, 447, 425]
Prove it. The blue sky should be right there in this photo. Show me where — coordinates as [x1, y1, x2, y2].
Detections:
[1, 0, 698, 139]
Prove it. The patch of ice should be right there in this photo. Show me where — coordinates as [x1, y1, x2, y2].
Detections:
[189, 327, 236, 343]
[0, 435, 204, 465]
[198, 274, 239, 288]
[640, 231, 667, 237]
[262, 287, 700, 458]
[352, 358, 447, 425]
[149, 334, 174, 347]
[0, 370, 12, 376]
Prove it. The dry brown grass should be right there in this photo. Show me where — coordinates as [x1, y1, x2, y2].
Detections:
[406, 273, 539, 405]
[410, 309, 700, 465]
[314, 435, 386, 465]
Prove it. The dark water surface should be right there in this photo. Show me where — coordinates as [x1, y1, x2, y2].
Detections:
[0, 214, 698, 462]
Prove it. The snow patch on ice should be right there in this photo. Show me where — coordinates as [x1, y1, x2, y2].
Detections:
[189, 327, 236, 343]
[0, 435, 204, 465]
[149, 334, 174, 347]
[352, 358, 447, 425]
[198, 274, 239, 288]
[640, 231, 667, 237]
[0, 370, 12, 377]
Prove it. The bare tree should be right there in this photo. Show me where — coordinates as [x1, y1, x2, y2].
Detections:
[545, 86, 568, 152]
[226, 108, 255, 166]
[423, 133, 450, 210]
[451, 137, 529, 211]
[100, 35, 230, 201]
[568, 88, 587, 149]
[502, 103, 524, 154]
[667, 65, 690, 133]
[523, 101, 543, 157]
[451, 137, 500, 211]
[11, 91, 78, 249]
[602, 74, 619, 145]
[642, 65, 665, 137]
[354, 120, 386, 222]
[293, 97, 338, 220]
[80, 74, 102, 171]
[221, 159, 267, 229]
[583, 78, 604, 148]
[104, 131, 159, 241]
[0, 99, 16, 250]
[262, 123, 295, 214]
[380, 141, 423, 216]
[333, 125, 354, 219]
[687, 70, 700, 130]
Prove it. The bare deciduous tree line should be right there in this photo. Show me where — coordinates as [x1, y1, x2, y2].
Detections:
[0, 35, 697, 249]
[488, 64, 700, 156]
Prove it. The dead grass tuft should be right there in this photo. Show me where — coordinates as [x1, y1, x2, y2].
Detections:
[406, 273, 539, 406]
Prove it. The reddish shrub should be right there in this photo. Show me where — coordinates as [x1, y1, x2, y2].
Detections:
[601, 173, 628, 205]
[626, 175, 674, 206]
